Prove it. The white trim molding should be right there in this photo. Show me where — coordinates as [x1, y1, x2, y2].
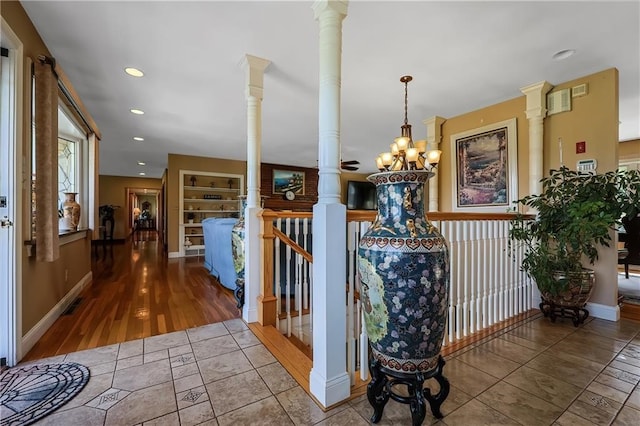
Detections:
[586, 302, 620, 322]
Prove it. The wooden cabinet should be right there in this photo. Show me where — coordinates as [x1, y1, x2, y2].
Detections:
[179, 170, 244, 257]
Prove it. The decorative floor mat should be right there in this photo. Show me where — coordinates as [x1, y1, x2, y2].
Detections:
[0, 362, 90, 426]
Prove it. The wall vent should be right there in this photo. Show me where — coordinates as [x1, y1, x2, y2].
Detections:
[547, 89, 571, 115]
[572, 83, 589, 98]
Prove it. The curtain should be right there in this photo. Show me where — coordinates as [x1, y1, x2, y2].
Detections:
[34, 56, 59, 262]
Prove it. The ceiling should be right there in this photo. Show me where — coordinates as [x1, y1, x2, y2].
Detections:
[20, 1, 640, 178]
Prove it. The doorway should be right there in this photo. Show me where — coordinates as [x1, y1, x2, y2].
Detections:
[127, 187, 162, 239]
[0, 18, 23, 367]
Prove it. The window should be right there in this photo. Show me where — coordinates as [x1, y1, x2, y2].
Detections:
[57, 104, 88, 232]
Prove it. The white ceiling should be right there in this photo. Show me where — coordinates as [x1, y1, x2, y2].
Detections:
[20, 0, 640, 178]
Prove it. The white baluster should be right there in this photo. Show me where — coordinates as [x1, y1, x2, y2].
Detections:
[308, 262, 313, 350]
[297, 254, 304, 341]
[285, 218, 292, 337]
[469, 220, 477, 334]
[488, 220, 497, 326]
[454, 221, 462, 340]
[275, 218, 282, 331]
[303, 218, 309, 310]
[462, 220, 470, 337]
[504, 220, 514, 318]
[481, 221, 489, 330]
[433, 221, 451, 346]
[497, 222, 507, 321]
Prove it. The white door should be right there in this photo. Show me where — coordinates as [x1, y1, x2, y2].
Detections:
[0, 20, 23, 367]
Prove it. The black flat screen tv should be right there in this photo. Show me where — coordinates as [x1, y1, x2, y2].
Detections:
[347, 180, 377, 210]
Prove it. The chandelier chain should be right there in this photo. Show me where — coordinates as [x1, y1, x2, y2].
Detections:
[404, 80, 408, 126]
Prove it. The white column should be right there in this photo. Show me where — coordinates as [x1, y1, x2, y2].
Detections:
[242, 54, 270, 323]
[423, 116, 446, 212]
[520, 81, 553, 202]
[310, 0, 350, 408]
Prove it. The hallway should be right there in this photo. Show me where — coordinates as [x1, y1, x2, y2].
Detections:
[22, 231, 240, 361]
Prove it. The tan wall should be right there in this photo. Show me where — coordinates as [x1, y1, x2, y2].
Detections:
[439, 68, 620, 308]
[619, 138, 640, 163]
[165, 154, 370, 253]
[544, 69, 619, 174]
[21, 237, 91, 333]
[2, 2, 97, 338]
[99, 175, 162, 239]
[167, 154, 247, 254]
[544, 69, 620, 307]
[439, 97, 529, 211]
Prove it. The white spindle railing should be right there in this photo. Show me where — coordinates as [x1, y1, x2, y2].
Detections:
[271, 216, 313, 345]
[260, 210, 534, 391]
[345, 212, 534, 383]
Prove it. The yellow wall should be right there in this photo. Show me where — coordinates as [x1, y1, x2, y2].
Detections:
[544, 69, 619, 173]
[544, 69, 620, 307]
[439, 68, 620, 308]
[439, 97, 529, 211]
[99, 175, 163, 239]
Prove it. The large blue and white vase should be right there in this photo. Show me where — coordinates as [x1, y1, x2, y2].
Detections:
[357, 170, 449, 374]
[231, 195, 247, 309]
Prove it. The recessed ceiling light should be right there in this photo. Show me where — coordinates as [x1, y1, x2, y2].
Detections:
[130, 108, 144, 115]
[139, 172, 146, 176]
[125, 67, 144, 77]
[133, 136, 144, 141]
[552, 49, 575, 61]
[137, 161, 146, 166]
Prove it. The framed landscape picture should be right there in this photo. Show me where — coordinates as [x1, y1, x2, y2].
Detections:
[272, 169, 305, 195]
[450, 118, 518, 212]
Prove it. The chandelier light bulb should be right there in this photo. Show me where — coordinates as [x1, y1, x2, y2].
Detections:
[395, 137, 409, 152]
[381, 152, 393, 167]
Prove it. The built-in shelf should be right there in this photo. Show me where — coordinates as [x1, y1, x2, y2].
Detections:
[179, 170, 244, 258]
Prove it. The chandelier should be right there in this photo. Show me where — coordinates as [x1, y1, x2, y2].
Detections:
[376, 76, 442, 172]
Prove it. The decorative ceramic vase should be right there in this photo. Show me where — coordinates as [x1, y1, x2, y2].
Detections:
[357, 170, 450, 374]
[231, 196, 247, 309]
[61, 192, 81, 231]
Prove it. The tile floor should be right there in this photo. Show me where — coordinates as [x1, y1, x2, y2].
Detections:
[9, 315, 640, 425]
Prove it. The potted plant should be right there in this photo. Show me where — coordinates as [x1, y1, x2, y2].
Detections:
[509, 166, 640, 325]
[186, 212, 195, 224]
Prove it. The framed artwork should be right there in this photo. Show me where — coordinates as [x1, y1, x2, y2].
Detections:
[272, 169, 305, 195]
[450, 118, 518, 212]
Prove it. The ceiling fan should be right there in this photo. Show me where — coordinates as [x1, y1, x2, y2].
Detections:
[341, 160, 360, 171]
[315, 159, 361, 171]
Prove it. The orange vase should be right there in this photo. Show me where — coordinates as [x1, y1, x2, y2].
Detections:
[62, 192, 81, 231]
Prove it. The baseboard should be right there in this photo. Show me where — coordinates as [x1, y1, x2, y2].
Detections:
[168, 251, 181, 258]
[22, 271, 93, 355]
[309, 369, 351, 408]
[586, 302, 620, 322]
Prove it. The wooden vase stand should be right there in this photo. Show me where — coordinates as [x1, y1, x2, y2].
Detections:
[539, 300, 589, 327]
[367, 355, 449, 425]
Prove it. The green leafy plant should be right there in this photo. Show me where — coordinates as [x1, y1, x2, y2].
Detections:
[509, 166, 640, 296]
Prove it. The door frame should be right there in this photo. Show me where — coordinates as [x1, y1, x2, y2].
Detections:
[0, 17, 24, 367]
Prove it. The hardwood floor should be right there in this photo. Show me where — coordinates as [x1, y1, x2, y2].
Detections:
[22, 230, 240, 361]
